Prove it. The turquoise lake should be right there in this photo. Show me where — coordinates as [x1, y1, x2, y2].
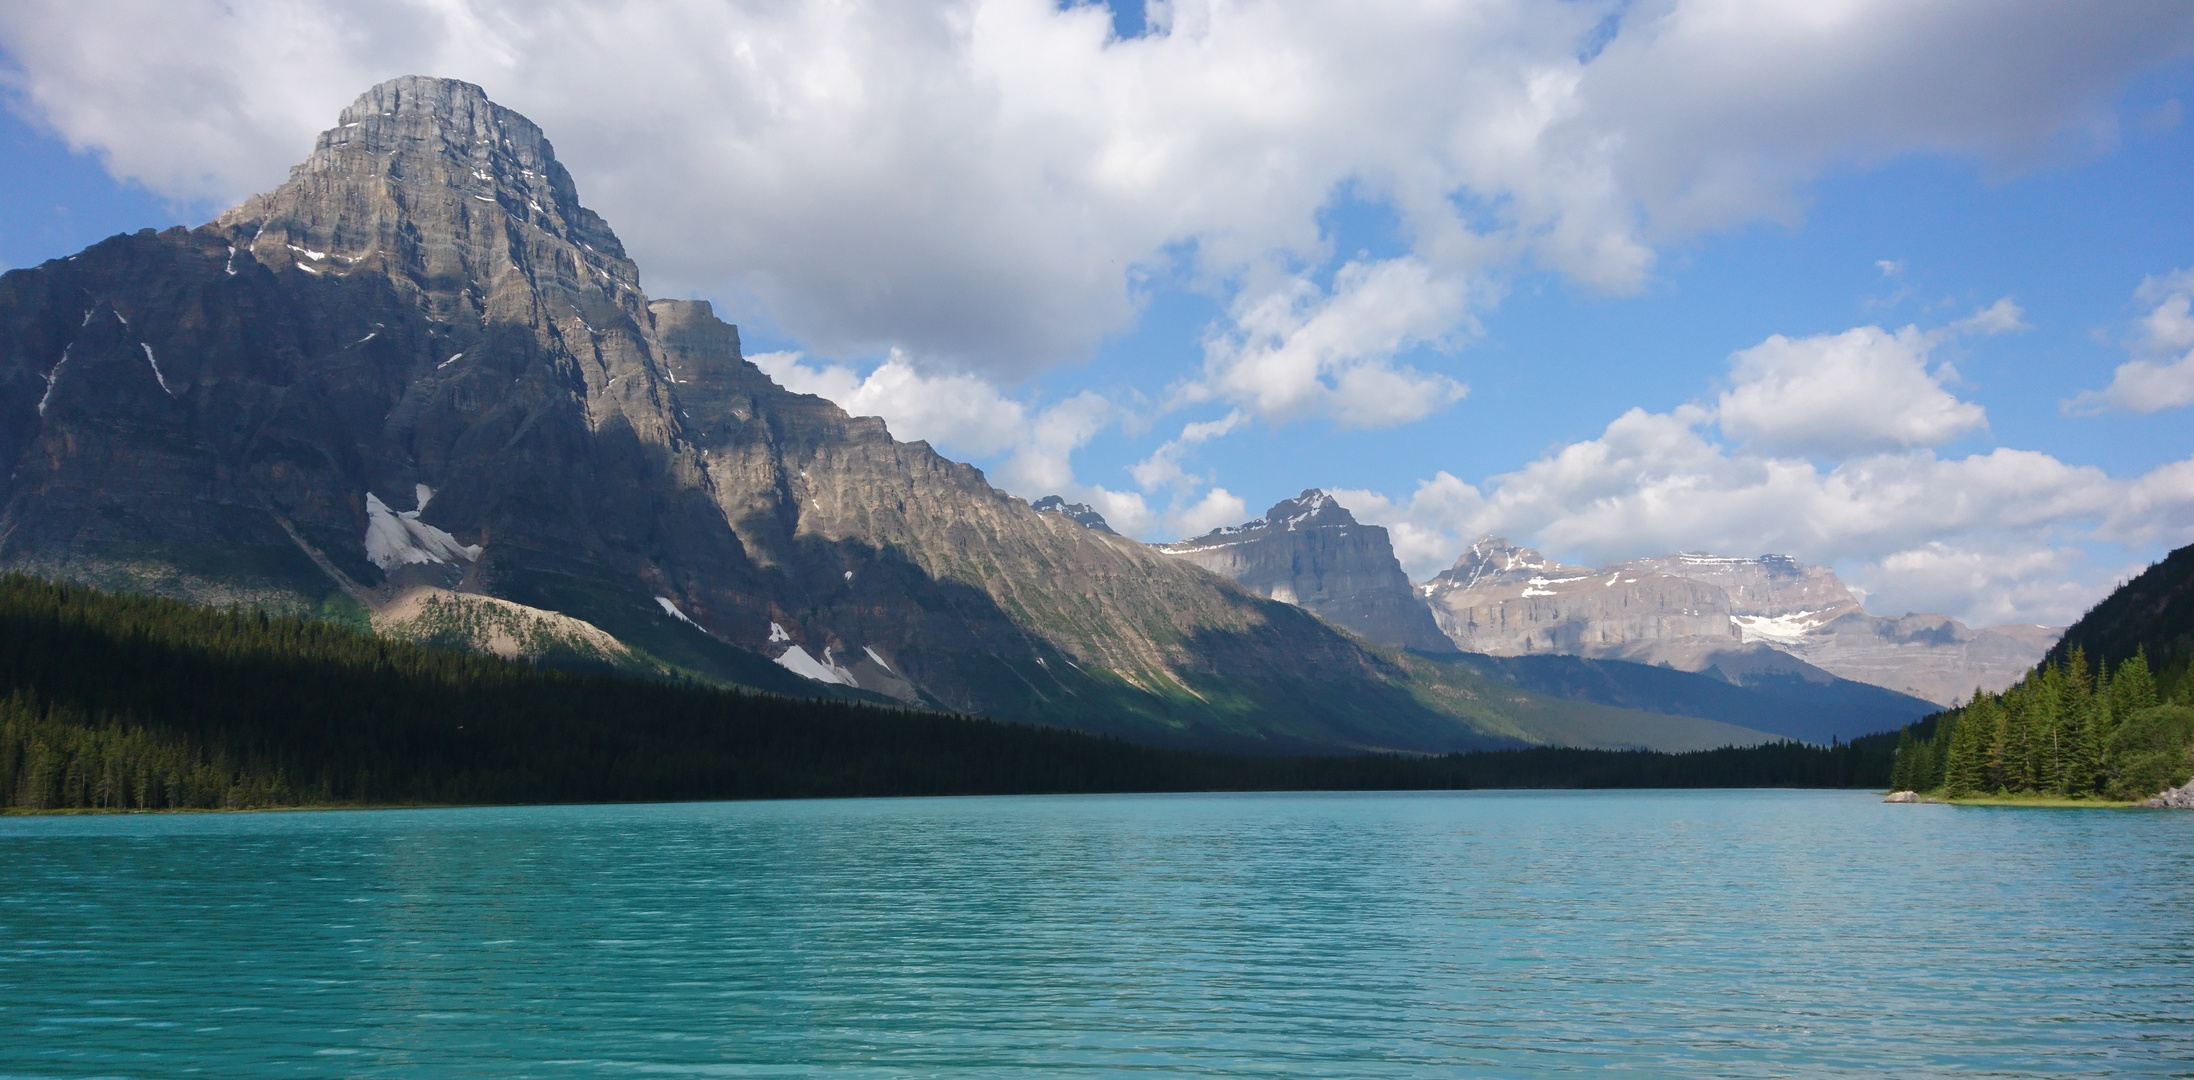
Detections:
[2, 790, 2189, 1077]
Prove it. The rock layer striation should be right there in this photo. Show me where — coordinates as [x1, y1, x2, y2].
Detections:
[1421, 536, 2058, 704]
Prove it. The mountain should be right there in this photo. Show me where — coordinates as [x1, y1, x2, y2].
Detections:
[2046, 540, 2194, 685]
[1420, 537, 2057, 705]
[1146, 496, 1925, 742]
[0, 76, 1756, 756]
[1156, 490, 1455, 652]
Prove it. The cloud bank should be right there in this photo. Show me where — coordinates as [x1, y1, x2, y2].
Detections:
[3, 0, 2186, 399]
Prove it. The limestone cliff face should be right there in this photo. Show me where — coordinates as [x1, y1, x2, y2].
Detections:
[1157, 491, 1454, 652]
[1422, 539, 1739, 655]
[0, 77, 1525, 752]
[1421, 536, 2057, 704]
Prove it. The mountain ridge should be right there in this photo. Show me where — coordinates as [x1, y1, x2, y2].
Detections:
[1417, 534, 2058, 705]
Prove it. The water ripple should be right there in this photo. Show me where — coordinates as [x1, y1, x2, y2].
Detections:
[2, 791, 2190, 1077]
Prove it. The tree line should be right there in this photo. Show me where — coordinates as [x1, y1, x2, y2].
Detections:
[0, 574, 1898, 811]
[1887, 648, 2194, 800]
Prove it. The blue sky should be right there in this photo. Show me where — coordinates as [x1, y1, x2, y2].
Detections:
[3, 0, 2192, 626]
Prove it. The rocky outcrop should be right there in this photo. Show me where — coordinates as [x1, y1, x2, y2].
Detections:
[1883, 790, 1920, 803]
[374, 587, 641, 672]
[1158, 490, 1455, 652]
[1421, 536, 2058, 705]
[4, 77, 1717, 754]
[2140, 779, 2194, 809]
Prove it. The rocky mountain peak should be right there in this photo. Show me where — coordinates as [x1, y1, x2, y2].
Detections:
[1031, 496, 1117, 535]
[218, 76, 638, 326]
[1428, 535, 1562, 591]
[1265, 489, 1353, 531]
[1156, 488, 1452, 652]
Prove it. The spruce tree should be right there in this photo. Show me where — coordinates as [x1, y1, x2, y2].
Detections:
[2112, 649, 2158, 717]
[1944, 696, 1992, 797]
[1998, 685, 2030, 793]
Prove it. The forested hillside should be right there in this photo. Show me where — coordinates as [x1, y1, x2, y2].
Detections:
[2046, 542, 2194, 695]
[1887, 648, 2192, 800]
[0, 576, 1897, 810]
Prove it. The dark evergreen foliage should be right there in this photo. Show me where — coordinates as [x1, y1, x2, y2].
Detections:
[0, 575, 1896, 810]
[1886, 648, 2191, 800]
[2047, 541, 2194, 699]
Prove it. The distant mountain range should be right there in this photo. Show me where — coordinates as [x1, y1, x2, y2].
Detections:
[1419, 536, 2057, 706]
[1145, 491, 1944, 740]
[0, 76, 1799, 757]
[1139, 494, 2052, 710]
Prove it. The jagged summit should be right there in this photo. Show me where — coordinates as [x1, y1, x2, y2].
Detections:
[1031, 495, 1116, 535]
[1171, 489, 1354, 544]
[219, 76, 638, 326]
[1427, 536, 1563, 592]
[1157, 489, 1453, 652]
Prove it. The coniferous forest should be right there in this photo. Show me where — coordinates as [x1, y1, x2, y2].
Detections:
[1886, 648, 2194, 801]
[0, 575, 1898, 811]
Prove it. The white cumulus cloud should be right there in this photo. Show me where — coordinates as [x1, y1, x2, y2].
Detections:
[2065, 268, 2194, 415]
[1716, 325, 1988, 457]
[2, 0, 2186, 415]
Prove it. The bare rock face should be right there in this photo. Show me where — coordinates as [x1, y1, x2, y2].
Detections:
[1420, 535, 2058, 705]
[1616, 552, 1864, 629]
[1157, 490, 1455, 652]
[1422, 540, 1740, 656]
[0, 77, 1549, 753]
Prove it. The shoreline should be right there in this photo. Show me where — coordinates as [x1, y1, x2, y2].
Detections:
[1903, 792, 2143, 809]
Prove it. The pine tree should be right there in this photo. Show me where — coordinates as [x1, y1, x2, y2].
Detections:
[1944, 696, 1993, 797]
[1926, 706, 1959, 791]
[1891, 729, 1917, 791]
[2070, 692, 2110, 797]
[1997, 685, 2030, 793]
[2112, 649, 2158, 717]
[2039, 659, 2079, 793]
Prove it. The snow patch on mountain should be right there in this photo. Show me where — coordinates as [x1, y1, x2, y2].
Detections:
[363, 491, 481, 571]
[1732, 610, 1832, 645]
[775, 643, 856, 686]
[655, 596, 699, 627]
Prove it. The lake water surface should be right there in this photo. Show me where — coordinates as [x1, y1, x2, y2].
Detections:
[2, 790, 2190, 1077]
